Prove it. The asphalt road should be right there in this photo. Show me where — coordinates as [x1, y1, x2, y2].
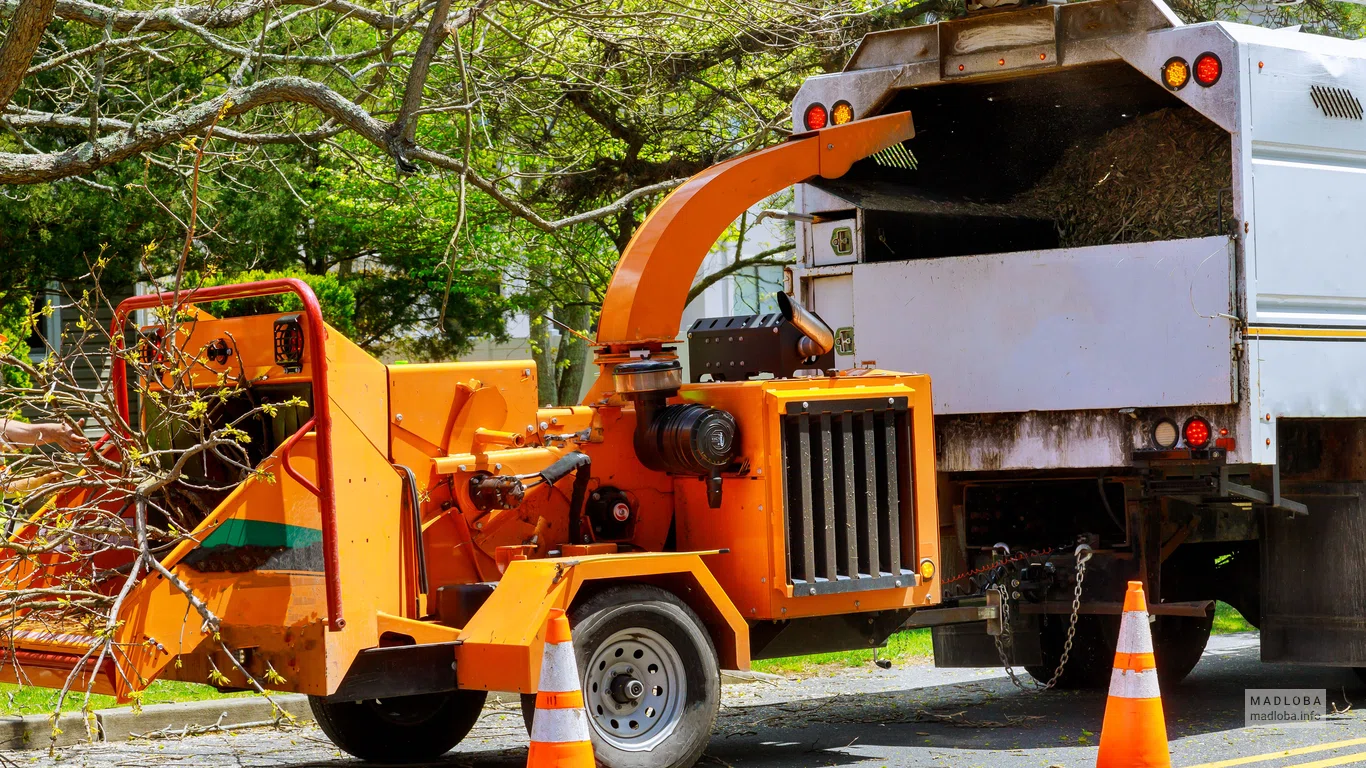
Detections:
[34, 632, 1366, 768]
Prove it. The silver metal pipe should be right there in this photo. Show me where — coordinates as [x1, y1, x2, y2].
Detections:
[777, 292, 835, 358]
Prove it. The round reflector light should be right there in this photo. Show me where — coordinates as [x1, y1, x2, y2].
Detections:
[1162, 57, 1190, 90]
[1194, 53, 1222, 87]
[1152, 418, 1179, 450]
[804, 103, 828, 131]
[831, 100, 854, 126]
[918, 559, 936, 582]
[1184, 416, 1212, 449]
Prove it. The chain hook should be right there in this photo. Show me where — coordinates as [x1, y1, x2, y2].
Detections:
[993, 541, 1092, 693]
[1074, 543, 1093, 565]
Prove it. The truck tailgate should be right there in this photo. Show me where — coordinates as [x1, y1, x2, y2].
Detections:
[819, 236, 1235, 414]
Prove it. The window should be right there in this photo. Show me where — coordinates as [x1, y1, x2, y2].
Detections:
[27, 285, 61, 361]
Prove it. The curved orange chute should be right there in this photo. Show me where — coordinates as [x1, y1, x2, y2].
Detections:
[594, 112, 915, 349]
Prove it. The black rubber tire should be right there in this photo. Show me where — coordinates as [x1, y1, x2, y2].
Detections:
[309, 689, 488, 762]
[1152, 614, 1213, 685]
[1024, 611, 1212, 689]
[1024, 614, 1117, 689]
[522, 584, 721, 768]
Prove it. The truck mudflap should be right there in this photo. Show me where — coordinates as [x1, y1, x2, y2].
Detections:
[453, 551, 749, 694]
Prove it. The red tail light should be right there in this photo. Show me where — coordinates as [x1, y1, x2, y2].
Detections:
[1183, 416, 1212, 448]
[804, 103, 828, 131]
[1194, 53, 1221, 86]
[274, 314, 305, 373]
[139, 327, 166, 369]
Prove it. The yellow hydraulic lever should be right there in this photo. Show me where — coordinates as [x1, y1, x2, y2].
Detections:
[594, 111, 915, 351]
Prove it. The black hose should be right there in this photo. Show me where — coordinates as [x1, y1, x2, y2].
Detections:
[538, 452, 592, 545]
[394, 464, 428, 594]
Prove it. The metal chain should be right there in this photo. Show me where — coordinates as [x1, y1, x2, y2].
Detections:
[993, 543, 1092, 691]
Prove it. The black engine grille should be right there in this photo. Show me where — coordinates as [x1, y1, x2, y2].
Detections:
[781, 397, 915, 595]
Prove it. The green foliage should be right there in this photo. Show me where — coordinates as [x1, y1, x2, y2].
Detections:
[0, 296, 34, 391]
[752, 628, 933, 674]
[1213, 601, 1255, 635]
[197, 270, 358, 337]
[0, 680, 251, 716]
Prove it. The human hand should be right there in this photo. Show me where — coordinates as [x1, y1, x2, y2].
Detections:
[37, 420, 88, 452]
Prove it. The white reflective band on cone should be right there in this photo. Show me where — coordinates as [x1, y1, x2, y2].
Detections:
[529, 705, 592, 743]
[1109, 667, 1161, 700]
[539, 641, 580, 693]
[1116, 612, 1154, 654]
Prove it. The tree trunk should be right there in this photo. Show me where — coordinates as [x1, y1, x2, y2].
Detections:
[530, 312, 556, 407]
[553, 285, 591, 405]
[0, 0, 57, 112]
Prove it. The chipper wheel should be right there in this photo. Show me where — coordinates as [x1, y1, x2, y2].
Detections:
[310, 689, 488, 762]
[521, 584, 721, 768]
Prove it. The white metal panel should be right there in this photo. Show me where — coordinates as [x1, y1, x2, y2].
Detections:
[1246, 43, 1366, 156]
[1253, 336, 1366, 417]
[1247, 44, 1366, 327]
[811, 218, 861, 266]
[846, 237, 1235, 414]
[810, 274, 856, 369]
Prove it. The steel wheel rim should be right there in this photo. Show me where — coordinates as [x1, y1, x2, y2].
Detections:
[584, 627, 686, 751]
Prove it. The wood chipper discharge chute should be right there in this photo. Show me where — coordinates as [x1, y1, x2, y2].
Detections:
[0, 111, 942, 768]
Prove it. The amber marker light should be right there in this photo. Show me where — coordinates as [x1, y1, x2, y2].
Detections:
[1162, 57, 1190, 90]
[831, 100, 854, 125]
[918, 559, 936, 582]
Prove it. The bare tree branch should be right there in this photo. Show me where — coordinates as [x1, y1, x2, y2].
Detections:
[686, 242, 794, 306]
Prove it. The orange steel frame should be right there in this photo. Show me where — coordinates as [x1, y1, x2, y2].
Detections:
[0, 111, 934, 702]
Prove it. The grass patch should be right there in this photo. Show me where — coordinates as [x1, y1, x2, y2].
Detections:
[1212, 600, 1255, 635]
[754, 601, 1256, 675]
[0, 680, 250, 717]
[752, 627, 933, 675]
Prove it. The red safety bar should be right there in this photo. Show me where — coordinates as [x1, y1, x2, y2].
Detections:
[279, 416, 321, 497]
[110, 279, 345, 631]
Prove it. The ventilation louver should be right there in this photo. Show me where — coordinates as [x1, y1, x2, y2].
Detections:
[781, 397, 916, 596]
[1311, 84, 1364, 120]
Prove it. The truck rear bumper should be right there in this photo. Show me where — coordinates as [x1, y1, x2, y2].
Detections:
[937, 405, 1245, 473]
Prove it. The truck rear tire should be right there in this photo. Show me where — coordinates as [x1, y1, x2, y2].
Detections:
[1024, 614, 1115, 689]
[1152, 614, 1213, 685]
[521, 584, 721, 768]
[309, 689, 488, 762]
[1024, 612, 1211, 689]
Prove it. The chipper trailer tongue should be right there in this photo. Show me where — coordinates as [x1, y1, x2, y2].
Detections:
[0, 112, 947, 768]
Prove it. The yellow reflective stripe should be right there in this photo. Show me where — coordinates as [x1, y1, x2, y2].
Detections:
[1246, 327, 1366, 339]
[1182, 737, 1366, 768]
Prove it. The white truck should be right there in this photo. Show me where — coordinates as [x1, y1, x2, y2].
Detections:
[786, 0, 1366, 684]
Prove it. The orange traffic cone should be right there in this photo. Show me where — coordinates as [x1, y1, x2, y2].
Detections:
[527, 609, 595, 768]
[1096, 581, 1171, 768]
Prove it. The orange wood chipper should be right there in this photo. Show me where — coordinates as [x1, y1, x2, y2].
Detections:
[1, 112, 941, 768]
